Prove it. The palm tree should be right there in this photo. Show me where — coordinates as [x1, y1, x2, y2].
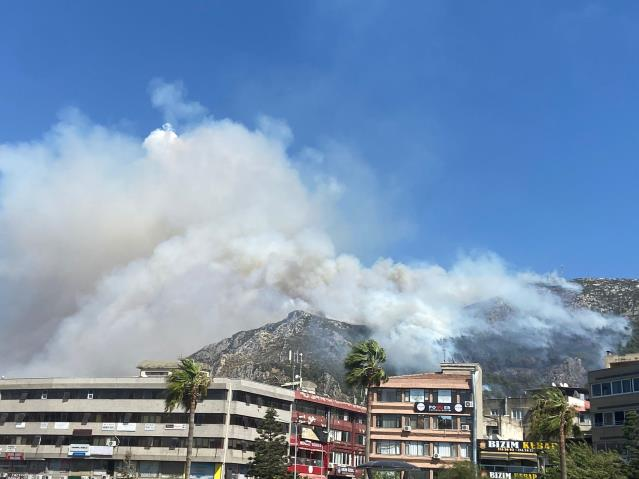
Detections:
[529, 388, 576, 479]
[344, 339, 388, 461]
[165, 358, 211, 479]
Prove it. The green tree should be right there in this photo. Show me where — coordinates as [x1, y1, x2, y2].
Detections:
[164, 358, 211, 479]
[624, 410, 639, 479]
[247, 407, 291, 479]
[344, 339, 388, 460]
[117, 451, 139, 479]
[541, 442, 626, 479]
[436, 461, 479, 479]
[529, 388, 575, 479]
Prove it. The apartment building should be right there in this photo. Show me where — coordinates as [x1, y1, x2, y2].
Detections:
[483, 386, 590, 442]
[368, 363, 482, 479]
[588, 352, 639, 452]
[0, 363, 294, 479]
[289, 389, 366, 479]
[483, 397, 533, 441]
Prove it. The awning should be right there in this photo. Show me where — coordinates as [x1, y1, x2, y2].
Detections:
[357, 461, 419, 471]
[299, 474, 326, 479]
[301, 427, 320, 441]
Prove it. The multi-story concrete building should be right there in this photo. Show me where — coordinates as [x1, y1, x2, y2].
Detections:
[368, 363, 482, 479]
[0, 363, 294, 479]
[289, 389, 366, 479]
[483, 397, 533, 441]
[483, 387, 590, 442]
[588, 352, 639, 452]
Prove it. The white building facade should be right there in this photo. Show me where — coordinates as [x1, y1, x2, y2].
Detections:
[0, 373, 294, 479]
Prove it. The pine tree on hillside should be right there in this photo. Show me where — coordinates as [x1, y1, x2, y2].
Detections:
[247, 407, 292, 479]
[624, 410, 639, 479]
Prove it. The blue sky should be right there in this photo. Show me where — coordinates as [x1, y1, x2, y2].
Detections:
[1, 1, 638, 278]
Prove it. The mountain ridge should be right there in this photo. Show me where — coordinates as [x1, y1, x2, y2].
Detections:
[190, 278, 639, 400]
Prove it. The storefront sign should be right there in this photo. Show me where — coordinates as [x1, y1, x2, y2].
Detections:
[6, 446, 16, 453]
[414, 402, 465, 413]
[102, 422, 116, 431]
[486, 473, 539, 479]
[297, 439, 324, 451]
[89, 446, 114, 456]
[336, 466, 356, 475]
[478, 440, 557, 453]
[4, 452, 24, 461]
[68, 444, 91, 457]
[116, 422, 137, 432]
[165, 423, 187, 430]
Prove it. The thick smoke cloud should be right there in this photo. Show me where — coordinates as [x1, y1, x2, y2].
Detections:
[0, 83, 627, 378]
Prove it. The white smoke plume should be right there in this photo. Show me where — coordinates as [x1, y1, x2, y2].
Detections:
[0, 82, 628, 378]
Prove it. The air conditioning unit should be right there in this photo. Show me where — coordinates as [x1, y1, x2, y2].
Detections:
[106, 440, 117, 447]
[432, 453, 439, 459]
[464, 401, 474, 408]
[328, 463, 335, 469]
[461, 425, 470, 431]
[402, 425, 412, 432]
[87, 393, 94, 400]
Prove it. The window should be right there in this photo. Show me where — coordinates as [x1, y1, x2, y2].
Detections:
[460, 416, 472, 430]
[459, 443, 470, 458]
[330, 430, 350, 442]
[594, 413, 603, 427]
[405, 389, 425, 402]
[435, 416, 453, 430]
[615, 411, 625, 426]
[592, 384, 601, 397]
[490, 409, 500, 416]
[634, 378, 639, 392]
[376, 440, 400, 455]
[612, 381, 622, 395]
[579, 413, 591, 425]
[603, 413, 613, 426]
[511, 408, 525, 421]
[378, 389, 402, 402]
[377, 415, 401, 428]
[357, 435, 365, 445]
[405, 441, 428, 456]
[622, 379, 633, 393]
[435, 390, 452, 404]
[434, 442, 453, 457]
[601, 382, 612, 396]
[404, 415, 428, 429]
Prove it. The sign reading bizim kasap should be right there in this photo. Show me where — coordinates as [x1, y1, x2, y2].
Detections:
[478, 440, 557, 453]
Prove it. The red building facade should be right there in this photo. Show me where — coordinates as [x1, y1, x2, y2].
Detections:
[289, 390, 367, 479]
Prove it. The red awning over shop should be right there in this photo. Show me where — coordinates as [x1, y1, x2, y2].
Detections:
[299, 474, 326, 479]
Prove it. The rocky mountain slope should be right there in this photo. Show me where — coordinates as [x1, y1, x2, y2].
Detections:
[191, 279, 639, 400]
[190, 310, 371, 400]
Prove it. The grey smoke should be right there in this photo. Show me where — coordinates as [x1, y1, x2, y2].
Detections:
[0, 82, 628, 378]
